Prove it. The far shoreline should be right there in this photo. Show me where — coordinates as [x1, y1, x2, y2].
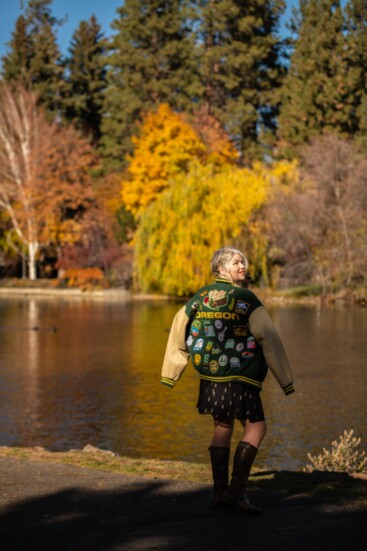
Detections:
[0, 283, 365, 308]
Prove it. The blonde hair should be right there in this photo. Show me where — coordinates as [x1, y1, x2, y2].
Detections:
[211, 247, 248, 277]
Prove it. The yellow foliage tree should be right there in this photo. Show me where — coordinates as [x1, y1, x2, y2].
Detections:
[121, 104, 206, 216]
[134, 161, 275, 296]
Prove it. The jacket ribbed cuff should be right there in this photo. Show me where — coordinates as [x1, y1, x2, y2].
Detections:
[283, 383, 295, 395]
[161, 377, 175, 388]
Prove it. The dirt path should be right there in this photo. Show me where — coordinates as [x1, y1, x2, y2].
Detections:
[1, 451, 366, 551]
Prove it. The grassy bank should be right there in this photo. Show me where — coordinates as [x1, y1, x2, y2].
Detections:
[1, 445, 366, 509]
[0, 445, 211, 484]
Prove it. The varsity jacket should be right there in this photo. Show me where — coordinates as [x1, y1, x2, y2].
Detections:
[161, 278, 294, 395]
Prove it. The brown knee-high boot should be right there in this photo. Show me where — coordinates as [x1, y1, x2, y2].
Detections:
[221, 441, 262, 514]
[208, 446, 230, 509]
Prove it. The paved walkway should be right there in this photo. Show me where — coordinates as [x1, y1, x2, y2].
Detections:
[0, 456, 366, 550]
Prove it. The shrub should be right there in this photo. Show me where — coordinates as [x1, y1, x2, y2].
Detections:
[304, 430, 367, 474]
[60, 268, 108, 290]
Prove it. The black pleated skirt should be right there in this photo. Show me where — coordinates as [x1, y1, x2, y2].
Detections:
[196, 380, 265, 423]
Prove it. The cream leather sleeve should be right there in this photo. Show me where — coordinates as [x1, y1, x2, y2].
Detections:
[249, 306, 294, 395]
[161, 306, 191, 388]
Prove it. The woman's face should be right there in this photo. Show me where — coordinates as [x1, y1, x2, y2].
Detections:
[219, 253, 247, 286]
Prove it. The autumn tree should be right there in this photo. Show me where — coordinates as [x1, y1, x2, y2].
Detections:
[63, 15, 107, 144]
[134, 161, 273, 295]
[300, 135, 367, 289]
[100, 0, 198, 168]
[191, 105, 239, 166]
[234, 160, 300, 287]
[0, 82, 111, 280]
[268, 135, 367, 291]
[121, 104, 206, 217]
[0, 83, 45, 279]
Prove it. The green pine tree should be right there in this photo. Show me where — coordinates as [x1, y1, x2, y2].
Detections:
[1, 15, 32, 85]
[278, 0, 351, 155]
[64, 15, 107, 144]
[344, 0, 367, 148]
[197, 0, 286, 162]
[1, 0, 65, 117]
[100, 0, 199, 170]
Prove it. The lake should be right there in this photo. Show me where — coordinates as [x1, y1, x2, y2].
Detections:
[0, 295, 366, 471]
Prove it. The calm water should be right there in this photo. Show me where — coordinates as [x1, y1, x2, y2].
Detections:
[0, 296, 366, 471]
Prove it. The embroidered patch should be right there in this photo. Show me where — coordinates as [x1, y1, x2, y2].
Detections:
[193, 338, 204, 351]
[204, 325, 215, 337]
[194, 354, 201, 365]
[191, 320, 201, 337]
[212, 345, 221, 354]
[247, 337, 256, 350]
[234, 300, 251, 315]
[186, 335, 194, 346]
[218, 327, 228, 342]
[203, 289, 228, 309]
[205, 340, 214, 351]
[219, 355, 228, 367]
[209, 360, 219, 373]
[234, 326, 248, 337]
[224, 339, 235, 349]
[235, 342, 245, 352]
[230, 357, 241, 368]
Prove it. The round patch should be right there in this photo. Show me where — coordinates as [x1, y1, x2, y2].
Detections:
[219, 355, 228, 367]
[209, 360, 219, 373]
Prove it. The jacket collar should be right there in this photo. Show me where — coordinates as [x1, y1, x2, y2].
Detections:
[215, 278, 234, 286]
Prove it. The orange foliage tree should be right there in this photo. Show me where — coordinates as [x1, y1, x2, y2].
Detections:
[0, 82, 111, 279]
[120, 104, 206, 217]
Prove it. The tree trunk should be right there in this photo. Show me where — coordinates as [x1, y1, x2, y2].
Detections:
[28, 241, 38, 281]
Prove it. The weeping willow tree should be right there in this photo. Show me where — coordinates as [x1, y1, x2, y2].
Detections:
[134, 160, 273, 295]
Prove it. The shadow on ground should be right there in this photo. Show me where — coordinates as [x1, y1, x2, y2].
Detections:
[0, 458, 366, 550]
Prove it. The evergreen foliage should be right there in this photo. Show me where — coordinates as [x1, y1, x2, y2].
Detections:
[1, 0, 65, 117]
[64, 15, 107, 143]
[278, 0, 352, 154]
[1, 15, 32, 85]
[100, 0, 198, 169]
[344, 0, 367, 148]
[197, 0, 286, 161]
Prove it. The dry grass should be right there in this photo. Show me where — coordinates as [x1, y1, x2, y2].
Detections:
[0, 445, 212, 484]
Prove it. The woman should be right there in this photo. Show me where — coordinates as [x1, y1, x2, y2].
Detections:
[161, 247, 294, 514]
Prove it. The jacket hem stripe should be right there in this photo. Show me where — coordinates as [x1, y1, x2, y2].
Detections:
[283, 383, 295, 395]
[161, 378, 175, 388]
[198, 374, 262, 390]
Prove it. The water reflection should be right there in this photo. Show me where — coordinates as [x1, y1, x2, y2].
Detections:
[0, 297, 366, 471]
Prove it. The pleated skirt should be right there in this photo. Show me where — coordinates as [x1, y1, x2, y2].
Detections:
[196, 379, 265, 423]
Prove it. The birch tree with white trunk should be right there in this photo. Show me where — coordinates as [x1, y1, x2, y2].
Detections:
[0, 82, 51, 279]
